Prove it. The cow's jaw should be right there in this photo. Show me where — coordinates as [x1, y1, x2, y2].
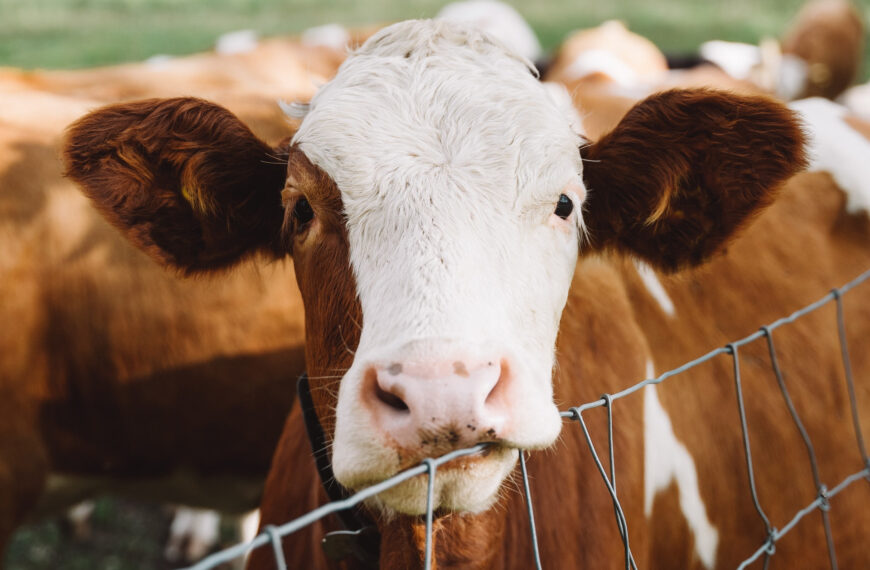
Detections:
[291, 19, 584, 514]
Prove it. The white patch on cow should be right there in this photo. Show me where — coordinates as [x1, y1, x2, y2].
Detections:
[644, 362, 718, 569]
[65, 500, 95, 539]
[292, 20, 584, 514]
[789, 97, 870, 213]
[436, 0, 542, 63]
[239, 508, 261, 544]
[839, 81, 870, 121]
[700, 40, 761, 80]
[145, 54, 175, 68]
[541, 81, 586, 137]
[563, 48, 640, 86]
[633, 259, 675, 317]
[777, 54, 809, 101]
[164, 507, 220, 563]
[302, 23, 351, 51]
[215, 30, 259, 55]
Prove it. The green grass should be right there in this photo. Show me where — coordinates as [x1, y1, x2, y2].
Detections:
[1, 0, 868, 80]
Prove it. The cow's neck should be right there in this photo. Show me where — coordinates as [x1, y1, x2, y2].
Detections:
[378, 509, 506, 569]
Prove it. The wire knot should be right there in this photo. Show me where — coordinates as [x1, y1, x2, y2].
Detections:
[817, 485, 831, 512]
[831, 287, 842, 300]
[566, 407, 582, 421]
[600, 393, 614, 409]
[764, 528, 778, 556]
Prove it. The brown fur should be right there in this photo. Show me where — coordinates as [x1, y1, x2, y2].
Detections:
[63, 85, 868, 570]
[782, 0, 865, 100]
[544, 21, 668, 86]
[63, 98, 292, 272]
[0, 89, 306, 556]
[582, 89, 807, 271]
[0, 27, 356, 560]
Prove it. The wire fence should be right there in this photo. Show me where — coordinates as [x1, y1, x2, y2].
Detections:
[186, 268, 870, 570]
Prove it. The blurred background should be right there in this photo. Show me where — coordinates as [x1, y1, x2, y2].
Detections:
[2, 0, 868, 78]
[2, 0, 868, 568]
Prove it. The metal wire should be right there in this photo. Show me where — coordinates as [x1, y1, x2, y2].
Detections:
[569, 402, 638, 570]
[519, 451, 543, 570]
[727, 344, 775, 550]
[761, 326, 838, 569]
[833, 289, 870, 470]
[263, 525, 288, 570]
[422, 458, 436, 570]
[184, 267, 870, 570]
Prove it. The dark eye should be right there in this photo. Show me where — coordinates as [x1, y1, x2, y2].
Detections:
[292, 197, 314, 228]
[554, 194, 573, 220]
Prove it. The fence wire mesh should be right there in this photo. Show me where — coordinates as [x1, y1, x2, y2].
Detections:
[186, 268, 870, 570]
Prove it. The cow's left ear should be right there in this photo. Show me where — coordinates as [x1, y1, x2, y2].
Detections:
[581, 89, 807, 272]
[64, 97, 291, 274]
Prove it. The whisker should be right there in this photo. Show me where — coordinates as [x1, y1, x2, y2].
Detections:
[338, 324, 357, 357]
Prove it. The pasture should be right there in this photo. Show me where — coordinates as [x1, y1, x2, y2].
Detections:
[2, 0, 869, 79]
[2, 1, 869, 569]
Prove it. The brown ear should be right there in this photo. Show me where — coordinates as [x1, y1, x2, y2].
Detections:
[581, 89, 807, 271]
[63, 97, 289, 273]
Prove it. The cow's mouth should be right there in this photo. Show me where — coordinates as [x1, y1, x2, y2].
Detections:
[364, 445, 519, 515]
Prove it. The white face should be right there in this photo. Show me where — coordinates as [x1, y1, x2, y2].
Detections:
[292, 20, 585, 515]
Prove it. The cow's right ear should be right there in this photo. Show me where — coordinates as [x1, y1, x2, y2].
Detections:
[63, 97, 292, 274]
[579, 89, 807, 272]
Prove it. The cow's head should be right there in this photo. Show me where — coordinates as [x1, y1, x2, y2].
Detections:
[64, 20, 805, 517]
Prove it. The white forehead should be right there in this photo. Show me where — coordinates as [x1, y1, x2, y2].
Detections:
[292, 19, 583, 207]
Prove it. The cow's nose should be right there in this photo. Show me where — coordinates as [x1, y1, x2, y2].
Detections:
[362, 358, 512, 451]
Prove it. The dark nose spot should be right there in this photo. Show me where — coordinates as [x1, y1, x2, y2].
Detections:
[388, 363, 403, 375]
[453, 361, 468, 377]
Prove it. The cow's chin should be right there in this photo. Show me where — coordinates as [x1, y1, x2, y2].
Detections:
[347, 446, 520, 517]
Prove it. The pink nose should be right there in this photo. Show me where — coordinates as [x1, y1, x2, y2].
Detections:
[362, 358, 513, 452]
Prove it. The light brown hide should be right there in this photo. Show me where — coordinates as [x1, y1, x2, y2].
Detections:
[0, 31, 355, 554]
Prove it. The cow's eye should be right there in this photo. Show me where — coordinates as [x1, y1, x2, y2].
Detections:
[293, 197, 314, 228]
[554, 194, 573, 219]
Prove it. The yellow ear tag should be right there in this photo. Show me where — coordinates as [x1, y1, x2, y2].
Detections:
[182, 185, 195, 205]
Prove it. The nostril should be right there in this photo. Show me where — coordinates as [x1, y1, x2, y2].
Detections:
[375, 380, 409, 412]
[365, 367, 410, 413]
[484, 359, 510, 408]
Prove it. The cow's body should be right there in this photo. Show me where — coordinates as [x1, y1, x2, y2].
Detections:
[250, 171, 870, 570]
[62, 19, 870, 569]
[0, 72, 311, 553]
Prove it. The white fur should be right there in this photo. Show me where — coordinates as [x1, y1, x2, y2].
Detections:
[564, 48, 640, 86]
[541, 81, 586, 137]
[634, 260, 675, 317]
[302, 23, 351, 51]
[145, 54, 174, 68]
[839, 81, 870, 121]
[789, 97, 870, 213]
[65, 500, 95, 539]
[164, 507, 221, 563]
[292, 20, 584, 514]
[644, 362, 718, 569]
[436, 0, 542, 62]
[777, 54, 809, 101]
[214, 30, 258, 55]
[700, 40, 761, 80]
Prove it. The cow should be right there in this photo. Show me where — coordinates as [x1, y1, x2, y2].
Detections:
[62, 19, 870, 569]
[0, 80, 308, 559]
[0, 30, 366, 561]
[693, 0, 864, 102]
